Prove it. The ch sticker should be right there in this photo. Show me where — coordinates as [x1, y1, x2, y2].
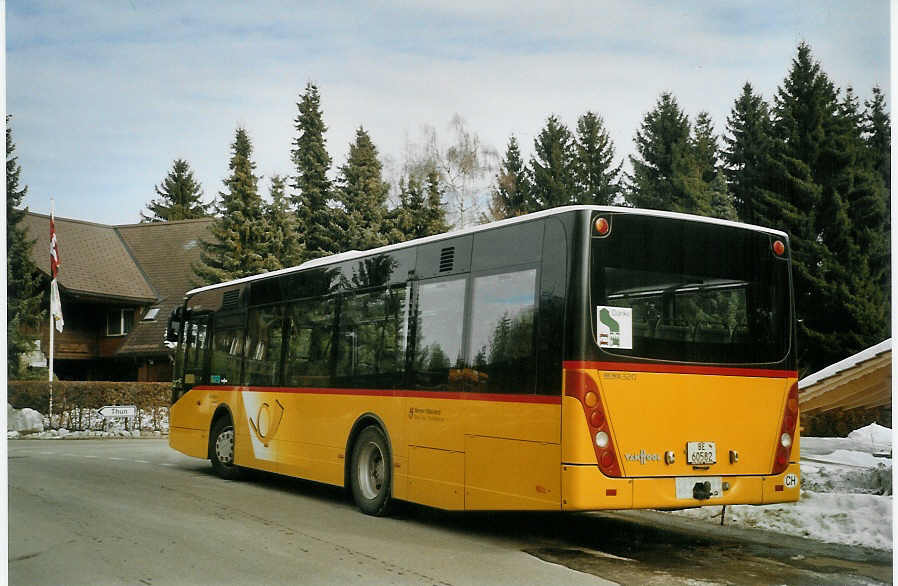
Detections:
[249, 400, 285, 447]
[784, 473, 798, 489]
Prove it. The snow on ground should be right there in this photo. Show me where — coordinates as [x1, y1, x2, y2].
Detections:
[670, 422, 893, 551]
[7, 403, 168, 439]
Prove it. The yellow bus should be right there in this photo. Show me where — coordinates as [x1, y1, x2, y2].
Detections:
[168, 206, 799, 515]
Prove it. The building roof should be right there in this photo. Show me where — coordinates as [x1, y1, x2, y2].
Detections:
[23, 212, 159, 303]
[22, 211, 213, 357]
[116, 218, 213, 356]
[799, 339, 892, 414]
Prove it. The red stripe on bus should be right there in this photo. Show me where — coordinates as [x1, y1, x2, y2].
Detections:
[563, 361, 797, 378]
[192, 385, 561, 404]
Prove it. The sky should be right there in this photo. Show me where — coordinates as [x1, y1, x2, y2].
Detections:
[5, 1, 892, 226]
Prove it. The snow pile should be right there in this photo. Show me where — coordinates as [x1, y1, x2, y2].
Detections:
[7, 404, 168, 438]
[671, 423, 893, 551]
[847, 423, 892, 452]
[24, 428, 156, 439]
[8, 403, 44, 434]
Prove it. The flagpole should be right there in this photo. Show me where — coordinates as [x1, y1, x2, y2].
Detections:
[49, 198, 55, 428]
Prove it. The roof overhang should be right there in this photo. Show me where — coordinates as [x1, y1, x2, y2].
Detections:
[799, 339, 892, 414]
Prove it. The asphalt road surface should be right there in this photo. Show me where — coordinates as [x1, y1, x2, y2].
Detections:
[8, 440, 892, 585]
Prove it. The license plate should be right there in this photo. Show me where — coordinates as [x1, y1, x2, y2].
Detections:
[675, 476, 723, 500]
[687, 441, 717, 465]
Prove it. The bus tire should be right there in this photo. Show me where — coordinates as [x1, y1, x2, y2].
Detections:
[210, 416, 243, 481]
[350, 426, 392, 516]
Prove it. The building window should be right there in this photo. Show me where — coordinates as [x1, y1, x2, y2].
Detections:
[143, 307, 160, 321]
[107, 309, 135, 336]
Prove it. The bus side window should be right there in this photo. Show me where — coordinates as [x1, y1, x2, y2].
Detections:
[244, 306, 284, 386]
[336, 285, 408, 389]
[284, 297, 335, 388]
[411, 278, 466, 391]
[467, 269, 537, 394]
[211, 314, 244, 385]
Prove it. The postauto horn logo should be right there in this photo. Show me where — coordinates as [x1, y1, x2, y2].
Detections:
[249, 400, 285, 447]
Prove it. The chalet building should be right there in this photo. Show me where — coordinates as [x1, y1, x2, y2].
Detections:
[21, 212, 214, 382]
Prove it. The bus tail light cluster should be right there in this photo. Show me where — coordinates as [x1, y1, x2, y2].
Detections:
[772, 382, 799, 475]
[566, 371, 622, 477]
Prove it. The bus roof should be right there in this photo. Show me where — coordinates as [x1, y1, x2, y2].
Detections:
[185, 205, 789, 298]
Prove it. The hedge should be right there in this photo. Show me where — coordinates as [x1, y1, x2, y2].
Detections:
[8, 380, 171, 413]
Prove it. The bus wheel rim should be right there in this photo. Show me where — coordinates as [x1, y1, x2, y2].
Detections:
[216, 428, 235, 465]
[358, 441, 384, 500]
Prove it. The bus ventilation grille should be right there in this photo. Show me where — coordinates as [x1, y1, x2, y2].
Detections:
[222, 290, 240, 310]
[439, 247, 455, 272]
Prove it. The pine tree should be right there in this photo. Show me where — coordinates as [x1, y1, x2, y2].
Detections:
[141, 159, 207, 222]
[722, 83, 776, 225]
[291, 82, 337, 261]
[766, 43, 890, 372]
[390, 176, 426, 242]
[423, 167, 449, 236]
[389, 168, 448, 242]
[530, 115, 577, 210]
[668, 111, 738, 219]
[335, 127, 390, 252]
[832, 88, 890, 346]
[690, 112, 719, 184]
[573, 111, 621, 206]
[194, 127, 270, 284]
[262, 175, 303, 270]
[488, 136, 532, 219]
[627, 92, 692, 211]
[7, 115, 43, 377]
[864, 85, 891, 190]
[862, 85, 891, 300]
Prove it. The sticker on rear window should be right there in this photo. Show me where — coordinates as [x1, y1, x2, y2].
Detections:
[597, 306, 632, 349]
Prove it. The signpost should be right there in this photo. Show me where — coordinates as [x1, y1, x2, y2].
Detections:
[98, 405, 137, 419]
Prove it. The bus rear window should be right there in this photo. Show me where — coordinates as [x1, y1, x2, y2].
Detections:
[590, 215, 790, 365]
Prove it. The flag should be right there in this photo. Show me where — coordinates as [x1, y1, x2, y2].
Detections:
[50, 210, 60, 279]
[49, 208, 63, 332]
[50, 279, 64, 333]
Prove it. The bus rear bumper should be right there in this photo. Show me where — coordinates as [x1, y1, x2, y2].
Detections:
[561, 462, 800, 511]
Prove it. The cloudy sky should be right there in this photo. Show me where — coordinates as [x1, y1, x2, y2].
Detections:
[6, 1, 891, 226]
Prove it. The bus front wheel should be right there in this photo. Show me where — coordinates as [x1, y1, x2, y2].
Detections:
[350, 426, 392, 516]
[210, 416, 244, 481]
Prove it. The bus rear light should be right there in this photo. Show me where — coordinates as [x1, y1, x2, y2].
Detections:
[594, 217, 610, 236]
[772, 382, 799, 474]
[773, 240, 786, 256]
[566, 371, 622, 477]
[780, 432, 792, 448]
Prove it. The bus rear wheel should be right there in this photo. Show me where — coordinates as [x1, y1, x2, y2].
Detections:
[210, 416, 244, 481]
[350, 426, 392, 516]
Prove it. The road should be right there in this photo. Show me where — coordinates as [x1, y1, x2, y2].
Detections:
[8, 440, 891, 585]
